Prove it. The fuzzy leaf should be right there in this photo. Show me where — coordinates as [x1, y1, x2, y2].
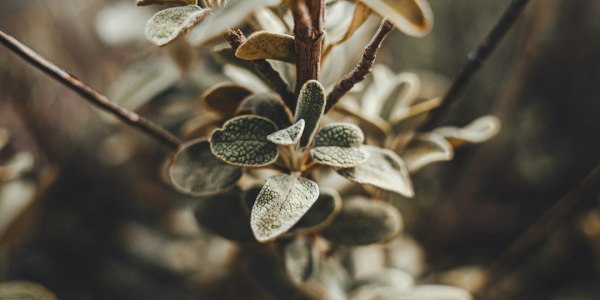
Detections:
[295, 80, 326, 147]
[294, 188, 342, 231]
[314, 123, 365, 147]
[402, 133, 454, 173]
[203, 83, 253, 118]
[145, 5, 210, 46]
[238, 93, 293, 129]
[210, 116, 278, 167]
[321, 198, 403, 245]
[284, 238, 315, 284]
[0, 281, 57, 300]
[337, 145, 414, 197]
[137, 0, 196, 6]
[267, 120, 305, 146]
[434, 116, 501, 147]
[251, 174, 320, 242]
[236, 31, 296, 63]
[311, 147, 369, 168]
[169, 139, 242, 196]
[360, 0, 433, 37]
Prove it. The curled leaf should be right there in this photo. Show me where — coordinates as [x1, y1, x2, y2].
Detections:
[251, 174, 319, 242]
[329, 2, 372, 46]
[434, 116, 502, 147]
[360, 0, 433, 37]
[337, 146, 414, 197]
[169, 139, 243, 196]
[236, 31, 296, 63]
[295, 80, 326, 147]
[238, 93, 293, 129]
[402, 133, 454, 173]
[203, 83, 253, 118]
[267, 120, 306, 146]
[0, 281, 56, 300]
[311, 147, 369, 168]
[145, 5, 211, 46]
[321, 198, 403, 246]
[284, 238, 315, 284]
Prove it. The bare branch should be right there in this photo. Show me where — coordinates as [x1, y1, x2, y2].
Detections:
[291, 0, 325, 94]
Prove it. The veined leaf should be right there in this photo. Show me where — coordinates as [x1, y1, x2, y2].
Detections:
[337, 145, 414, 197]
[236, 31, 296, 63]
[295, 80, 326, 147]
[294, 188, 342, 231]
[0, 281, 57, 300]
[434, 115, 501, 147]
[169, 139, 242, 196]
[267, 120, 305, 146]
[251, 174, 319, 242]
[311, 123, 368, 167]
[145, 5, 211, 46]
[238, 93, 293, 129]
[402, 133, 454, 173]
[360, 0, 433, 37]
[284, 238, 315, 284]
[321, 198, 403, 245]
[137, 0, 197, 6]
[203, 83, 253, 118]
[210, 115, 279, 167]
[314, 123, 365, 147]
[311, 147, 369, 168]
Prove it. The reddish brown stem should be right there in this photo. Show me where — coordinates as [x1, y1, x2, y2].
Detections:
[291, 0, 325, 95]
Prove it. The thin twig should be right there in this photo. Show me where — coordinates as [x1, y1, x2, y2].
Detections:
[291, 0, 325, 95]
[325, 19, 395, 113]
[0, 30, 182, 149]
[419, 0, 532, 131]
[480, 164, 600, 298]
[224, 29, 296, 111]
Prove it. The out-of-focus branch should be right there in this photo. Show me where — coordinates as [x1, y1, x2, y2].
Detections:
[0, 30, 182, 149]
[325, 19, 395, 113]
[291, 0, 325, 95]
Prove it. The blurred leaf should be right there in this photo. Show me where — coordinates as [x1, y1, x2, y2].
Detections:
[210, 115, 279, 167]
[236, 31, 296, 63]
[380, 72, 421, 121]
[247, 253, 315, 300]
[360, 0, 433, 37]
[251, 174, 319, 242]
[251, 7, 288, 34]
[321, 198, 403, 246]
[400, 285, 473, 300]
[313, 258, 353, 300]
[203, 83, 253, 118]
[402, 133, 453, 173]
[311, 147, 369, 168]
[169, 139, 242, 196]
[295, 80, 326, 147]
[284, 238, 315, 284]
[333, 103, 391, 139]
[0, 281, 56, 300]
[330, 1, 371, 46]
[0, 128, 9, 150]
[238, 93, 293, 129]
[137, 0, 197, 6]
[314, 123, 365, 148]
[145, 5, 211, 46]
[391, 97, 441, 134]
[294, 188, 342, 231]
[353, 268, 414, 291]
[180, 112, 222, 139]
[212, 46, 264, 78]
[337, 145, 414, 197]
[0, 152, 34, 182]
[434, 116, 502, 147]
[267, 120, 305, 146]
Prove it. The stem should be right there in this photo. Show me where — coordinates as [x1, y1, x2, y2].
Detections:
[0, 30, 182, 149]
[325, 19, 395, 113]
[419, 0, 532, 131]
[291, 0, 325, 94]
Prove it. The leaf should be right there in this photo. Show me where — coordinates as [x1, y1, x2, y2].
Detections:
[194, 189, 256, 243]
[169, 139, 243, 196]
[210, 115, 279, 167]
[0, 127, 9, 150]
[180, 112, 223, 139]
[330, 1, 372, 46]
[337, 145, 414, 197]
[0, 152, 34, 182]
[236, 31, 296, 63]
[402, 133, 454, 173]
[400, 285, 473, 300]
[391, 97, 442, 134]
[212, 46, 264, 78]
[251, 7, 288, 34]
[247, 253, 316, 300]
[251, 174, 320, 242]
[267, 120, 305, 146]
[314, 258, 353, 300]
[434, 115, 501, 147]
[354, 268, 414, 290]
[295, 80, 326, 147]
[284, 238, 315, 284]
[333, 102, 391, 139]
[321, 198, 403, 245]
[0, 281, 57, 300]
[311, 147, 369, 168]
[360, 0, 433, 37]
[314, 123, 365, 147]
[137, 0, 197, 6]
[202, 83, 253, 118]
[145, 5, 211, 46]
[380, 72, 422, 122]
[310, 123, 369, 167]
[238, 93, 293, 129]
[294, 188, 342, 231]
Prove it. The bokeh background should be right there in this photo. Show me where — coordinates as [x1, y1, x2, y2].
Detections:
[1, 0, 600, 299]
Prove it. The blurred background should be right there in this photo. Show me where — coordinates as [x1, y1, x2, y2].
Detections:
[1, 0, 599, 299]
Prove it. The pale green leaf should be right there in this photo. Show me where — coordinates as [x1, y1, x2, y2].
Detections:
[202, 82, 253, 118]
[267, 120, 305, 146]
[314, 123, 365, 147]
[434, 115, 501, 147]
[321, 198, 403, 245]
[145, 5, 211, 46]
[337, 145, 414, 197]
[238, 93, 293, 129]
[236, 31, 296, 63]
[137, 0, 197, 6]
[311, 147, 369, 168]
[210, 115, 279, 167]
[402, 133, 453, 173]
[360, 0, 433, 37]
[251, 174, 320, 242]
[169, 139, 242, 196]
[284, 238, 315, 284]
[295, 80, 326, 147]
[0, 281, 56, 300]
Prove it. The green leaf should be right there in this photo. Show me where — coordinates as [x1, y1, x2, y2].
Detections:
[294, 80, 326, 147]
[284, 238, 315, 284]
[236, 31, 296, 63]
[434, 115, 501, 147]
[314, 123, 365, 147]
[0, 281, 56, 300]
[311, 123, 368, 167]
[360, 0, 433, 37]
[169, 139, 243, 196]
[294, 188, 342, 231]
[210, 115, 279, 167]
[251, 174, 320, 242]
[402, 133, 454, 173]
[321, 198, 403, 245]
[336, 145, 414, 197]
[145, 5, 211, 46]
[267, 120, 305, 146]
[202, 83, 253, 118]
[238, 93, 293, 129]
[310, 147, 369, 168]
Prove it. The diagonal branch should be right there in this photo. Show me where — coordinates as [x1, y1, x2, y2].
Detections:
[224, 29, 296, 111]
[0, 30, 182, 149]
[419, 0, 532, 131]
[325, 19, 395, 113]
